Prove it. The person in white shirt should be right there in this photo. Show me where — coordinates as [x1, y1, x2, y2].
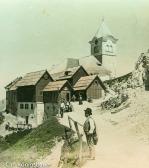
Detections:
[83, 108, 96, 160]
[60, 101, 65, 118]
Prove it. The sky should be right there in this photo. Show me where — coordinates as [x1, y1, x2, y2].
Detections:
[0, 0, 149, 98]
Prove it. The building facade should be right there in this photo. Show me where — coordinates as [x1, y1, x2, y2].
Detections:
[16, 70, 53, 126]
[89, 19, 118, 77]
[5, 77, 22, 115]
[73, 75, 106, 100]
[43, 80, 73, 117]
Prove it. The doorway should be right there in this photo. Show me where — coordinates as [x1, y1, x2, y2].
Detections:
[66, 92, 70, 101]
[25, 116, 29, 125]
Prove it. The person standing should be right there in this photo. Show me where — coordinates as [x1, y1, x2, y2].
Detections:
[72, 94, 76, 102]
[83, 108, 97, 160]
[60, 100, 65, 118]
[79, 94, 83, 105]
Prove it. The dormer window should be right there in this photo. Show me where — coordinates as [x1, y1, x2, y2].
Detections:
[64, 71, 71, 76]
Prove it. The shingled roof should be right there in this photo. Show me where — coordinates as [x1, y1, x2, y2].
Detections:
[79, 56, 111, 76]
[74, 75, 97, 91]
[95, 19, 113, 38]
[74, 75, 106, 91]
[17, 70, 51, 87]
[50, 66, 88, 81]
[5, 77, 22, 91]
[43, 80, 71, 92]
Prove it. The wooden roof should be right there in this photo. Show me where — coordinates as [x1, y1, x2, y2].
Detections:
[43, 80, 71, 92]
[79, 56, 111, 76]
[74, 75, 105, 91]
[17, 70, 51, 87]
[50, 66, 88, 81]
[5, 77, 22, 91]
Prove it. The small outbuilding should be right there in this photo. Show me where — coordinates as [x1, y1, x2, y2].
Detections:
[43, 80, 73, 117]
[73, 75, 106, 100]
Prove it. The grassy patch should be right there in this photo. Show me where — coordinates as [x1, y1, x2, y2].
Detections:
[0, 117, 66, 165]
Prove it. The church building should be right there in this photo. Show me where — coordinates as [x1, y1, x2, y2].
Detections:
[89, 19, 118, 77]
[50, 19, 118, 80]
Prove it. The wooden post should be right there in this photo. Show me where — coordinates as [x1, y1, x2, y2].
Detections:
[68, 116, 72, 129]
[74, 121, 83, 164]
[67, 116, 84, 164]
[74, 121, 80, 139]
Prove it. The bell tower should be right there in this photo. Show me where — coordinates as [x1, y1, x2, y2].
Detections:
[89, 19, 118, 76]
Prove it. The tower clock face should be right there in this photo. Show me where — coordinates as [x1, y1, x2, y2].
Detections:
[94, 46, 99, 53]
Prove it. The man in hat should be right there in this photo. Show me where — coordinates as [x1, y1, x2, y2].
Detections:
[83, 108, 97, 160]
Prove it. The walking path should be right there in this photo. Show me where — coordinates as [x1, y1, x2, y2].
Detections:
[61, 90, 149, 168]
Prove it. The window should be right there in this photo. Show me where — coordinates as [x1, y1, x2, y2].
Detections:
[25, 104, 29, 109]
[94, 80, 99, 87]
[64, 70, 71, 76]
[31, 104, 34, 110]
[20, 104, 24, 109]
[95, 39, 98, 45]
[94, 46, 99, 53]
[44, 74, 49, 80]
[106, 45, 109, 52]
[106, 44, 113, 52]
[109, 45, 113, 52]
[95, 80, 98, 85]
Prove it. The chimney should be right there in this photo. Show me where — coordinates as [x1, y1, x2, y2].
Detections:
[66, 58, 79, 69]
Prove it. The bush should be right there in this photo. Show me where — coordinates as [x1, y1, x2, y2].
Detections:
[0, 136, 9, 151]
[5, 130, 31, 145]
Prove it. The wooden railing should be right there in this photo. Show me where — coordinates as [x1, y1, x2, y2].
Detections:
[68, 116, 85, 163]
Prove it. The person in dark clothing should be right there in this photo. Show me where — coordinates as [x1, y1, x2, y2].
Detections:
[79, 94, 83, 105]
[83, 108, 97, 160]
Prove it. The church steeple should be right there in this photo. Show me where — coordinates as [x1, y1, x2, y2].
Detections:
[89, 19, 118, 76]
[95, 18, 113, 38]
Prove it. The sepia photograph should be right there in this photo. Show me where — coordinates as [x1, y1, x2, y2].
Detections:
[0, 0, 149, 167]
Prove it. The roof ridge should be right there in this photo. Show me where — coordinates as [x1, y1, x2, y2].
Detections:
[95, 19, 113, 38]
[25, 69, 46, 75]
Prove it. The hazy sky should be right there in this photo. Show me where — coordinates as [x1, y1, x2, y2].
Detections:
[1, 0, 149, 98]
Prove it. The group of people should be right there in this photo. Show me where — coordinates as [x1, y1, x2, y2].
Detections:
[60, 100, 72, 118]
[59, 93, 84, 118]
